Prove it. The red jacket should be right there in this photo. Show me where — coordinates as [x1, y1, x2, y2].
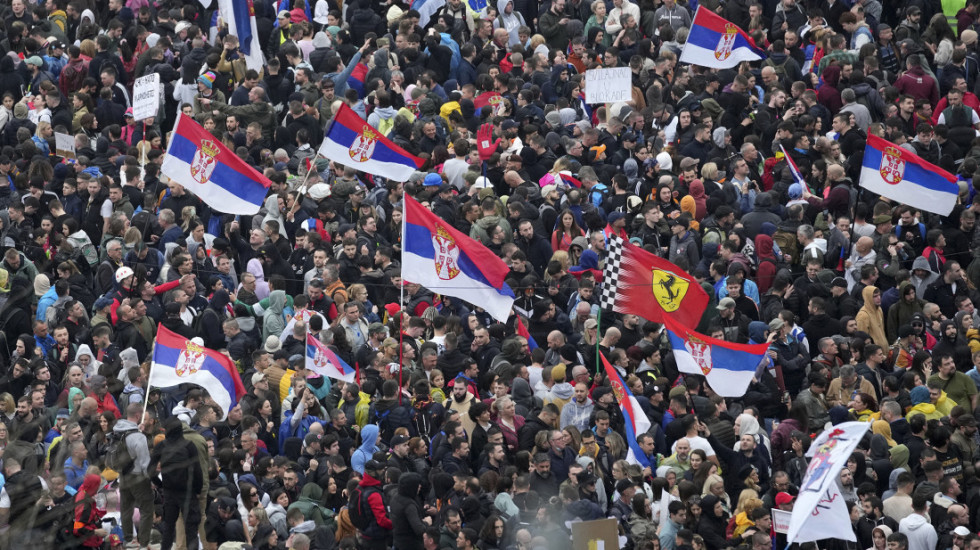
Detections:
[359, 473, 392, 536]
[74, 474, 105, 548]
[895, 67, 939, 107]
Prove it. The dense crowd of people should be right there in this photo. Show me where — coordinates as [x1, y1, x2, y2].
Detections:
[6, 0, 980, 549]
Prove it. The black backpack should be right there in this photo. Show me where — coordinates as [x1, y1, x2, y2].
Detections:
[347, 484, 380, 531]
[374, 404, 415, 443]
[105, 429, 139, 474]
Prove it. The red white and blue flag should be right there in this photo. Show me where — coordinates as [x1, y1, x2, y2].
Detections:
[347, 63, 369, 98]
[779, 144, 809, 192]
[306, 333, 356, 382]
[679, 7, 765, 69]
[149, 326, 246, 419]
[161, 113, 271, 215]
[403, 195, 515, 322]
[601, 351, 652, 468]
[663, 315, 768, 398]
[860, 133, 959, 216]
[516, 317, 538, 350]
[318, 103, 424, 182]
[217, 0, 264, 71]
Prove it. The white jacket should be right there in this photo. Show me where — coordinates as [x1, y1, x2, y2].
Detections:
[899, 512, 937, 550]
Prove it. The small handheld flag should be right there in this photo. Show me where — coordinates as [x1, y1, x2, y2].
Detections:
[599, 235, 709, 328]
[516, 317, 538, 351]
[318, 103, 424, 182]
[306, 333, 356, 382]
[662, 315, 769, 398]
[402, 195, 515, 322]
[161, 113, 272, 215]
[679, 7, 766, 69]
[149, 326, 246, 419]
[600, 351, 652, 468]
[859, 133, 959, 216]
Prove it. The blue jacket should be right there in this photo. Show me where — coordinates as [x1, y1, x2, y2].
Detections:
[352, 424, 380, 474]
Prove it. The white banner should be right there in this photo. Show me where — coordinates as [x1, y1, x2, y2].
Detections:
[584, 68, 632, 104]
[132, 73, 160, 121]
[786, 422, 869, 545]
[55, 132, 75, 159]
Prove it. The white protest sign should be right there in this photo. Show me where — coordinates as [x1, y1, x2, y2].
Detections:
[584, 67, 632, 104]
[132, 73, 160, 121]
[772, 509, 790, 534]
[55, 133, 75, 159]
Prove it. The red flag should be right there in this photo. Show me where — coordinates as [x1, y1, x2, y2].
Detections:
[602, 237, 709, 329]
[474, 92, 504, 110]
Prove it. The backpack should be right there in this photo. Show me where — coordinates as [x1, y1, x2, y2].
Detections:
[772, 229, 800, 265]
[105, 428, 138, 474]
[347, 484, 380, 531]
[58, 62, 87, 98]
[581, 203, 606, 231]
[763, 57, 789, 79]
[374, 404, 415, 443]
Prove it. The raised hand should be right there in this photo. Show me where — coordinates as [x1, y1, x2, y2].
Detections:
[476, 123, 501, 163]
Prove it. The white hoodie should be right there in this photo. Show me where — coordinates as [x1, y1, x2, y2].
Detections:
[899, 512, 937, 550]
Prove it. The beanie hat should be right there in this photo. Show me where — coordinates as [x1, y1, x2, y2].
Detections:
[656, 152, 672, 171]
[198, 71, 216, 89]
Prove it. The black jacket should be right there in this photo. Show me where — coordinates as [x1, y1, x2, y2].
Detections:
[391, 473, 426, 550]
[149, 418, 203, 495]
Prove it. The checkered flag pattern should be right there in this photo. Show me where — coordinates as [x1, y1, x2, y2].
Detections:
[599, 234, 623, 310]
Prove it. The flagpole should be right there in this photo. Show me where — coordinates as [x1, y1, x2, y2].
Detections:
[398, 190, 407, 405]
[141, 351, 153, 426]
[595, 307, 601, 376]
[297, 152, 321, 194]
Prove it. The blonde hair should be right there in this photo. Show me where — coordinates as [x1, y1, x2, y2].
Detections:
[35, 121, 51, 138]
[701, 162, 718, 181]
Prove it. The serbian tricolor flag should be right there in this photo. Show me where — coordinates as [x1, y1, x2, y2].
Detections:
[474, 92, 503, 111]
[218, 0, 263, 71]
[679, 7, 765, 69]
[663, 315, 768, 398]
[161, 113, 271, 215]
[600, 351, 653, 468]
[403, 195, 515, 322]
[306, 333, 356, 382]
[149, 326, 246, 419]
[599, 235, 708, 328]
[516, 317, 538, 350]
[347, 63, 369, 98]
[859, 133, 959, 216]
[558, 172, 582, 188]
[779, 144, 811, 193]
[318, 103, 424, 182]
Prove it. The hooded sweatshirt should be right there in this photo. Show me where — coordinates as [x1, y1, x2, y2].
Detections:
[856, 286, 889, 348]
[352, 424, 380, 474]
[899, 512, 937, 550]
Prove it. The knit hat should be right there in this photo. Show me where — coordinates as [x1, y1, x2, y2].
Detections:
[551, 363, 567, 383]
[656, 152, 672, 171]
[33, 273, 50, 297]
[962, 29, 978, 46]
[198, 71, 216, 89]
[910, 385, 930, 405]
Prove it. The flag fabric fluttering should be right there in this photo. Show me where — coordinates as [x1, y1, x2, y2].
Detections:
[412, 0, 446, 28]
[679, 7, 766, 69]
[859, 133, 959, 216]
[599, 235, 709, 328]
[161, 113, 272, 215]
[600, 351, 653, 468]
[516, 317, 538, 350]
[149, 326, 246, 420]
[306, 333, 356, 382]
[787, 422, 871, 544]
[318, 103, 424, 182]
[217, 0, 264, 71]
[662, 315, 769, 398]
[402, 195, 516, 322]
[779, 144, 811, 193]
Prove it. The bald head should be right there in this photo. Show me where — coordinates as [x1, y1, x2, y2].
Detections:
[856, 236, 874, 254]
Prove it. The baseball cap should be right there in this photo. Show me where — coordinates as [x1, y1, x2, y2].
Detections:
[502, 119, 519, 130]
[365, 459, 384, 472]
[775, 492, 795, 506]
[831, 277, 848, 289]
[251, 372, 266, 385]
[717, 297, 736, 310]
[56, 408, 70, 419]
[954, 527, 971, 537]
[680, 157, 699, 170]
[768, 318, 785, 331]
[25, 56, 43, 67]
[391, 434, 410, 447]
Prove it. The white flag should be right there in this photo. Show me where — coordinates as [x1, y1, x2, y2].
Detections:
[786, 422, 870, 545]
